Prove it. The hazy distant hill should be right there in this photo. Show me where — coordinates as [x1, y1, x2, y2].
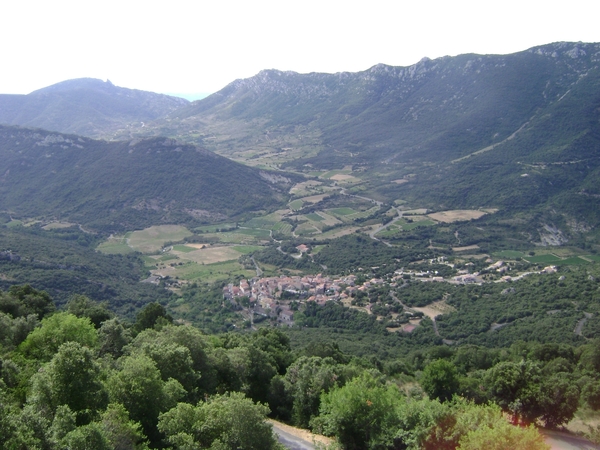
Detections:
[0, 78, 188, 138]
[0, 125, 296, 231]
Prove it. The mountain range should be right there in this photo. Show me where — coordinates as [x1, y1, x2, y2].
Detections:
[1, 41, 599, 238]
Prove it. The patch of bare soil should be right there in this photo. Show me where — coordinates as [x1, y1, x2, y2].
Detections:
[413, 300, 456, 320]
[452, 245, 481, 252]
[428, 210, 487, 223]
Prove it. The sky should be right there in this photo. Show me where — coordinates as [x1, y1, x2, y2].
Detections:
[2, 0, 600, 99]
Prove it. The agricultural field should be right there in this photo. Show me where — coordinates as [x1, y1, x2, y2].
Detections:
[96, 233, 135, 254]
[428, 210, 488, 223]
[127, 225, 193, 253]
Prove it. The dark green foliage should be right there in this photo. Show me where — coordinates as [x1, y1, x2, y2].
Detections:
[158, 392, 281, 450]
[0, 225, 171, 317]
[0, 126, 298, 232]
[66, 295, 113, 328]
[421, 360, 460, 402]
[132, 302, 173, 335]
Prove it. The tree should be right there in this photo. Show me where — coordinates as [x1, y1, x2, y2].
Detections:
[537, 372, 580, 428]
[158, 392, 282, 450]
[2, 284, 55, 319]
[314, 372, 402, 450]
[107, 354, 185, 446]
[18, 312, 98, 361]
[98, 318, 131, 358]
[421, 360, 460, 402]
[66, 294, 113, 328]
[131, 302, 172, 335]
[28, 342, 108, 425]
[283, 356, 345, 428]
[484, 360, 542, 424]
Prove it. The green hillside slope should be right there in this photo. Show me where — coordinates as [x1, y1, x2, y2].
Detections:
[0, 126, 297, 231]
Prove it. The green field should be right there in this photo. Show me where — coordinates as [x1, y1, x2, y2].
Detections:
[127, 225, 193, 253]
[172, 244, 196, 253]
[493, 250, 526, 259]
[559, 257, 592, 266]
[232, 245, 263, 254]
[328, 207, 357, 216]
[97, 233, 135, 254]
[305, 213, 325, 222]
[400, 219, 436, 231]
[173, 260, 256, 283]
[193, 223, 237, 233]
[289, 199, 304, 211]
[524, 254, 562, 264]
[272, 221, 292, 234]
[236, 228, 271, 238]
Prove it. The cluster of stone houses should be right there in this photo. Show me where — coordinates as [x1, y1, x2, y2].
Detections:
[222, 273, 362, 325]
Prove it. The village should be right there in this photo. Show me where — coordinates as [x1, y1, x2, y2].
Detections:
[222, 252, 559, 327]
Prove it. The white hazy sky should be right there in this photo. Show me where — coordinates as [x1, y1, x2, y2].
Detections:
[2, 0, 600, 98]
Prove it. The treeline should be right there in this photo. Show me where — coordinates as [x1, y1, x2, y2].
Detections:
[1, 286, 574, 449]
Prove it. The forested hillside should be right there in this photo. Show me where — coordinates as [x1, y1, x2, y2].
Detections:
[0, 125, 298, 231]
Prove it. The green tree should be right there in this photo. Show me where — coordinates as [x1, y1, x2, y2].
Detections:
[98, 318, 131, 358]
[107, 354, 185, 445]
[132, 302, 172, 335]
[28, 342, 108, 425]
[421, 360, 460, 402]
[283, 356, 346, 428]
[158, 392, 282, 450]
[66, 294, 113, 328]
[313, 372, 402, 450]
[18, 312, 98, 361]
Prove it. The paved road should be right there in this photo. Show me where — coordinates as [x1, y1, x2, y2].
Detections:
[270, 422, 315, 450]
[542, 430, 600, 450]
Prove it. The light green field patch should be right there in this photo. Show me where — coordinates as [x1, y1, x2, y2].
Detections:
[128, 225, 193, 253]
[328, 207, 357, 216]
[5, 220, 23, 228]
[317, 226, 361, 239]
[194, 223, 237, 233]
[295, 222, 320, 236]
[559, 257, 591, 265]
[311, 245, 325, 254]
[232, 245, 263, 254]
[403, 209, 429, 215]
[400, 219, 436, 231]
[97, 233, 135, 254]
[156, 260, 256, 283]
[176, 246, 244, 264]
[493, 250, 526, 259]
[172, 244, 197, 253]
[236, 228, 271, 238]
[289, 199, 304, 211]
[305, 213, 325, 222]
[524, 254, 562, 264]
[272, 222, 292, 235]
[42, 222, 76, 230]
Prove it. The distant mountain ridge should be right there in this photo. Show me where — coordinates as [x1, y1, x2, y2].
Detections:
[0, 78, 188, 138]
[172, 42, 600, 165]
[0, 125, 297, 231]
